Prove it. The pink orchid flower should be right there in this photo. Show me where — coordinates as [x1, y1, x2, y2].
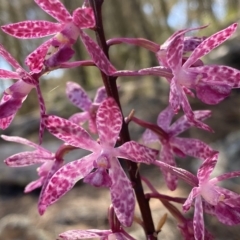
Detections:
[0, 44, 46, 141]
[155, 154, 240, 240]
[132, 105, 217, 190]
[166, 23, 240, 131]
[1, 0, 116, 74]
[1, 135, 69, 194]
[39, 97, 158, 227]
[66, 81, 107, 133]
[111, 24, 240, 131]
[183, 154, 240, 240]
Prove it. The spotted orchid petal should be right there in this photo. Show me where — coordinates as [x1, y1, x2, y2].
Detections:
[88, 117, 97, 134]
[34, 0, 72, 23]
[194, 65, 240, 88]
[197, 154, 218, 184]
[215, 170, 240, 182]
[0, 69, 19, 79]
[59, 229, 111, 239]
[183, 187, 200, 212]
[116, 141, 158, 164]
[155, 160, 198, 186]
[25, 177, 44, 193]
[171, 138, 217, 160]
[2, 134, 53, 164]
[66, 84, 107, 134]
[213, 186, 240, 208]
[66, 81, 92, 111]
[0, 93, 22, 129]
[25, 38, 53, 72]
[160, 144, 178, 191]
[0, 44, 21, 69]
[184, 23, 238, 69]
[59, 229, 132, 240]
[38, 158, 64, 204]
[203, 200, 240, 226]
[72, 7, 96, 29]
[96, 98, 122, 148]
[38, 153, 97, 215]
[183, 36, 207, 52]
[156, 105, 174, 131]
[214, 202, 240, 225]
[169, 110, 211, 137]
[36, 84, 47, 144]
[178, 86, 212, 132]
[0, 95, 24, 119]
[4, 151, 54, 167]
[0, 116, 14, 129]
[1, 21, 62, 39]
[109, 157, 135, 227]
[93, 86, 107, 104]
[79, 29, 117, 75]
[169, 78, 181, 113]
[43, 115, 100, 152]
[193, 196, 205, 240]
[167, 34, 184, 71]
[196, 77, 232, 105]
[68, 112, 90, 125]
[142, 129, 159, 144]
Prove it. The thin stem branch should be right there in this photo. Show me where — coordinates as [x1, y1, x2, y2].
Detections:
[89, 0, 157, 238]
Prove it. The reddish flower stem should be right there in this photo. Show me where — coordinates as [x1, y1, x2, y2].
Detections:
[89, 0, 157, 238]
[107, 37, 160, 52]
[142, 176, 186, 204]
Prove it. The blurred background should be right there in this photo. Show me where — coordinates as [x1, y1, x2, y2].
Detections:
[1, 0, 240, 239]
